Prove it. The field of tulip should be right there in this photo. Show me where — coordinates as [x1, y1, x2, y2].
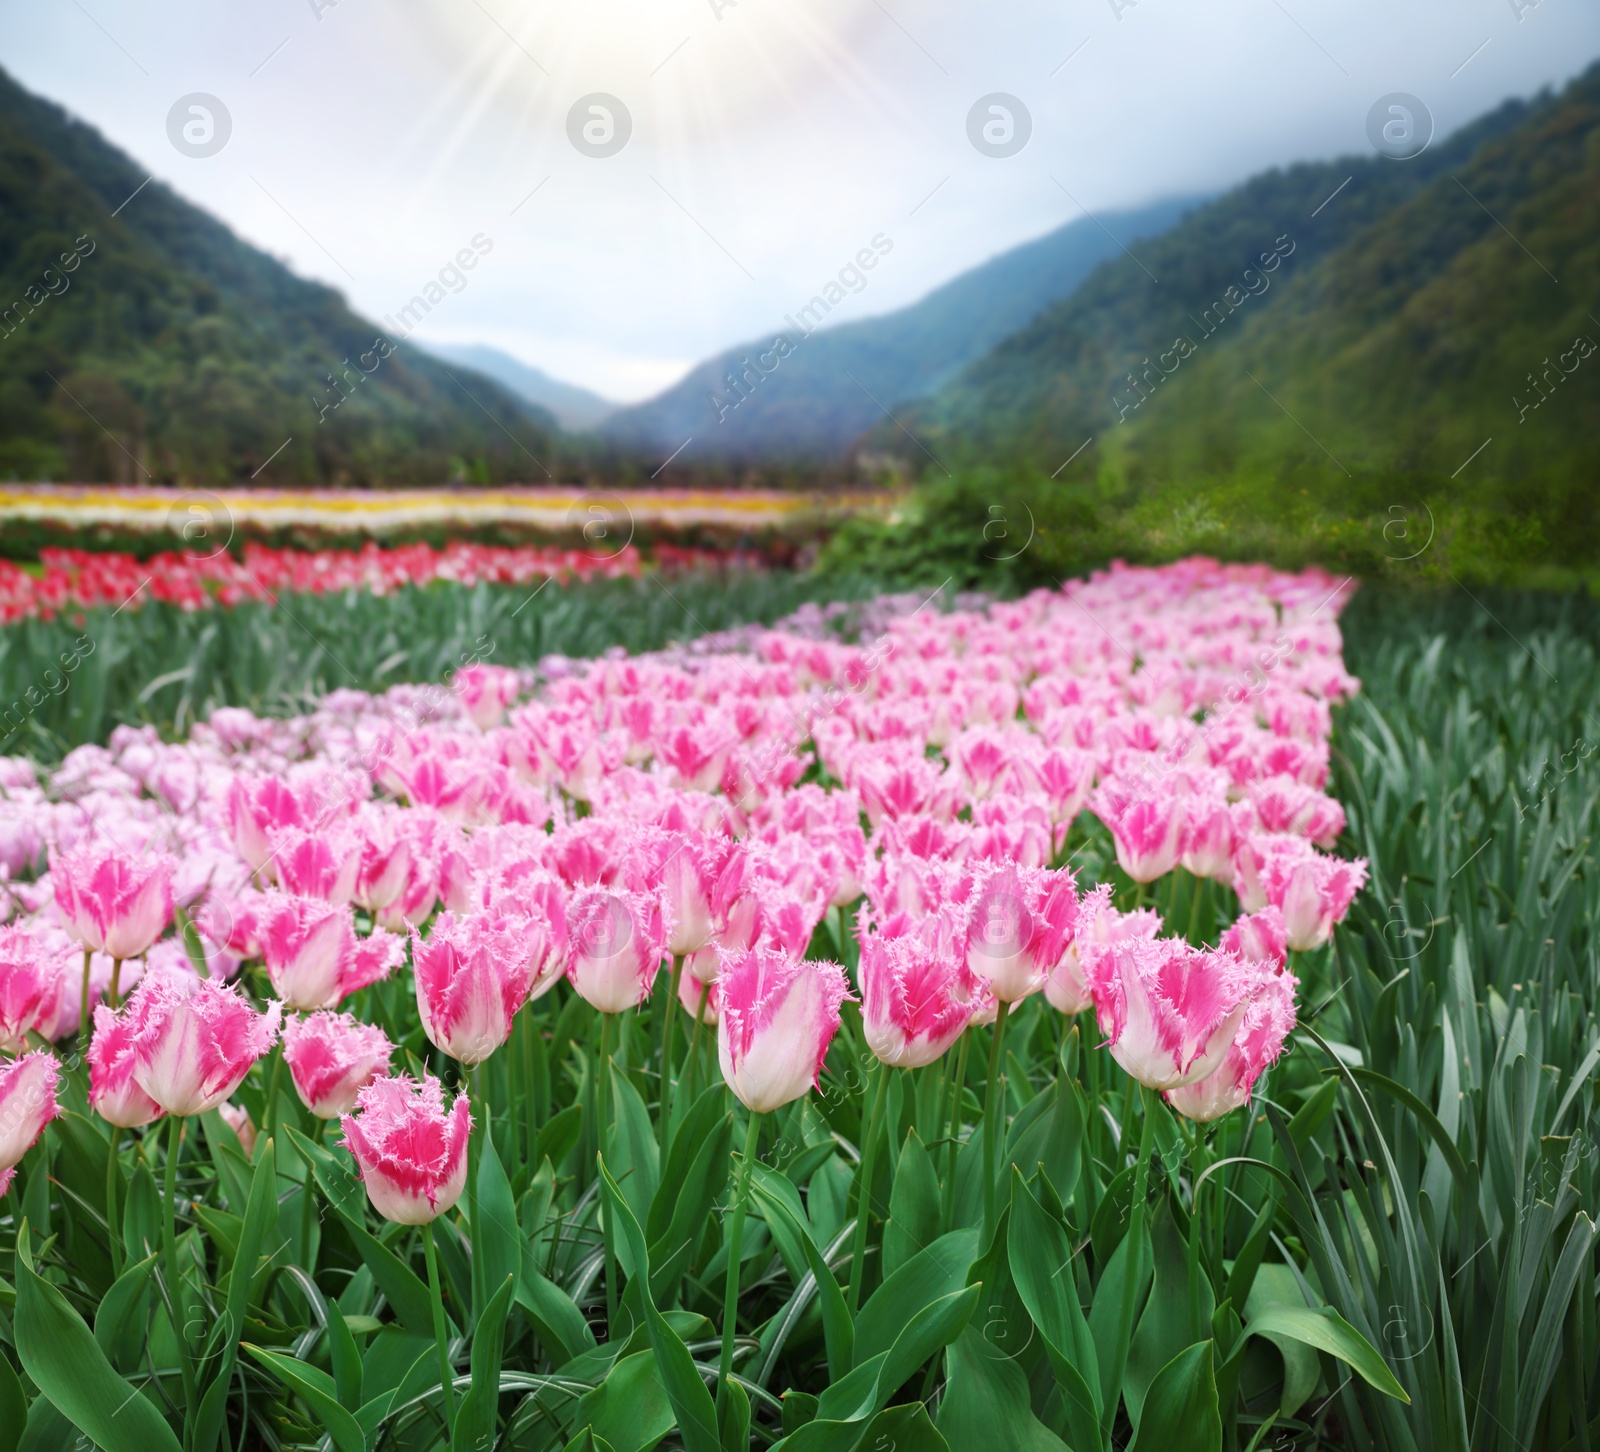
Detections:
[0, 557, 1594, 1452]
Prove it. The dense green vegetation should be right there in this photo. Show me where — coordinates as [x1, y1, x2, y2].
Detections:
[862, 64, 1600, 582]
[7, 576, 1599, 1449]
[0, 570, 888, 759]
[0, 68, 565, 486]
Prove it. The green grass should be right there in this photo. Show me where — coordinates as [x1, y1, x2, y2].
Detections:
[0, 570, 888, 760]
[3, 571, 1599, 1448]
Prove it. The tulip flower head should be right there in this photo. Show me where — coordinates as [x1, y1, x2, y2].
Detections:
[51, 843, 176, 959]
[411, 911, 536, 1065]
[1085, 937, 1271, 1091]
[1166, 969, 1298, 1122]
[716, 946, 850, 1113]
[88, 1003, 165, 1128]
[260, 894, 402, 1011]
[1094, 785, 1185, 884]
[1044, 884, 1161, 1015]
[219, 1101, 257, 1156]
[454, 663, 521, 730]
[566, 886, 666, 1014]
[0, 926, 72, 1052]
[341, 1072, 472, 1225]
[1220, 905, 1289, 972]
[284, 1010, 393, 1118]
[125, 969, 283, 1116]
[962, 863, 1068, 1003]
[1233, 835, 1367, 950]
[0, 1050, 59, 1197]
[859, 914, 976, 1068]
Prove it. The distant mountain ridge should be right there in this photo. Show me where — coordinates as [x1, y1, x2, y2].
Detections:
[426, 343, 615, 432]
[601, 195, 1204, 465]
[886, 79, 1564, 467]
[0, 65, 561, 485]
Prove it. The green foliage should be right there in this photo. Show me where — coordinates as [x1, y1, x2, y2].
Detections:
[3, 582, 1599, 1451]
[868, 62, 1600, 577]
[0, 569, 886, 761]
[0, 66, 564, 485]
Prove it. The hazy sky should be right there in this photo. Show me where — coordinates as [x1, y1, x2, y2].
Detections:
[6, 0, 1597, 401]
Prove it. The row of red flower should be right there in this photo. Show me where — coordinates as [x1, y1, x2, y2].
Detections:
[0, 541, 752, 622]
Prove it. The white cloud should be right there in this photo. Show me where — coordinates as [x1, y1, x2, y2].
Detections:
[6, 0, 1597, 400]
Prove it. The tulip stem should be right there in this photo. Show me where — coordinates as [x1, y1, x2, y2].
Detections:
[660, 955, 683, 1149]
[263, 1046, 284, 1152]
[468, 1064, 484, 1318]
[683, 982, 710, 1114]
[108, 957, 123, 1010]
[79, 948, 92, 1050]
[716, 1109, 762, 1425]
[940, 1032, 970, 1231]
[599, 1012, 618, 1338]
[1106, 1085, 1160, 1438]
[847, 1058, 889, 1314]
[105, 1128, 121, 1277]
[161, 1115, 199, 1433]
[422, 1221, 455, 1440]
[981, 1000, 1011, 1246]
[1186, 876, 1206, 945]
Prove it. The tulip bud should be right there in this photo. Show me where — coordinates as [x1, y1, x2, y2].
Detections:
[89, 1003, 165, 1128]
[341, 1073, 472, 1225]
[284, 1010, 393, 1118]
[125, 969, 282, 1117]
[716, 946, 850, 1113]
[51, 843, 175, 960]
[0, 926, 72, 1052]
[0, 1051, 60, 1197]
[566, 886, 666, 1014]
[412, 911, 537, 1065]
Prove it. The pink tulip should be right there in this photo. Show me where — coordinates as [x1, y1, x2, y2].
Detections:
[454, 663, 520, 729]
[125, 969, 282, 1116]
[341, 1073, 472, 1225]
[1042, 883, 1163, 1015]
[88, 1003, 166, 1128]
[1180, 796, 1240, 881]
[219, 1101, 257, 1156]
[1093, 785, 1185, 884]
[268, 825, 362, 904]
[259, 893, 402, 1010]
[656, 835, 740, 957]
[1166, 969, 1297, 1122]
[354, 817, 414, 913]
[0, 926, 71, 1052]
[411, 911, 536, 1064]
[677, 966, 718, 1023]
[962, 864, 1073, 1003]
[1279, 851, 1368, 952]
[716, 946, 850, 1113]
[1084, 937, 1269, 1091]
[284, 1010, 393, 1118]
[567, 886, 667, 1014]
[51, 843, 175, 959]
[1233, 835, 1367, 950]
[1220, 905, 1288, 972]
[859, 914, 976, 1068]
[0, 1051, 59, 1197]
[225, 776, 306, 875]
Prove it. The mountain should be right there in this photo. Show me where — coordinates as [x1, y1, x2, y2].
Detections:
[0, 66, 563, 486]
[883, 65, 1600, 559]
[601, 195, 1203, 466]
[426, 343, 615, 432]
